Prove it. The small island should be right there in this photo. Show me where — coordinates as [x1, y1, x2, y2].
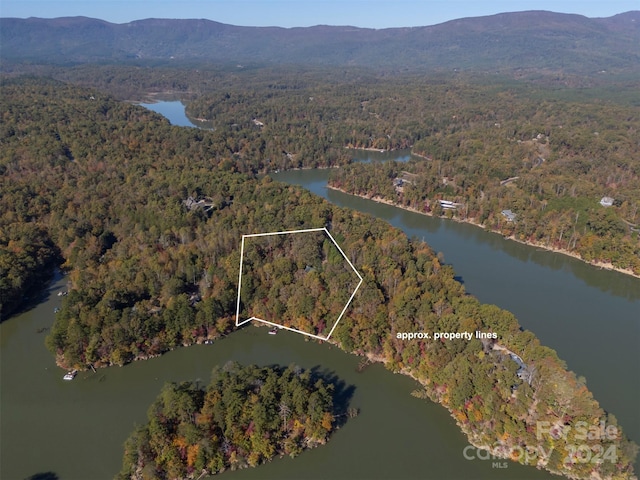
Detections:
[118, 363, 344, 479]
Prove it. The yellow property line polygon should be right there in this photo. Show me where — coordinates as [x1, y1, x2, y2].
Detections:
[235, 227, 363, 340]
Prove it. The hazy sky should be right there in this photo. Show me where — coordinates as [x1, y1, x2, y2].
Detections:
[1, 0, 637, 28]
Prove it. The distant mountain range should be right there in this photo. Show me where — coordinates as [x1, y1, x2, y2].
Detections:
[1, 11, 639, 74]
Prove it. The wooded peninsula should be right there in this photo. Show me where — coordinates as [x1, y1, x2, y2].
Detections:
[1, 70, 638, 479]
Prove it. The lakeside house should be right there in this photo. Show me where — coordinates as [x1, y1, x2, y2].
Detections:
[394, 173, 418, 193]
[600, 196, 614, 207]
[492, 344, 532, 387]
[183, 196, 215, 212]
[438, 200, 458, 210]
[501, 209, 517, 222]
[393, 178, 405, 192]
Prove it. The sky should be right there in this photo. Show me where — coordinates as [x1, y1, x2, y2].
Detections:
[1, 0, 638, 28]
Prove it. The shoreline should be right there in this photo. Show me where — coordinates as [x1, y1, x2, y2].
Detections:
[326, 184, 640, 279]
[48, 251, 636, 478]
[361, 350, 576, 478]
[52, 310, 635, 478]
[344, 146, 387, 153]
[343, 146, 414, 153]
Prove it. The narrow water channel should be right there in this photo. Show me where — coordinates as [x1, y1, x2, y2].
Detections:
[126, 100, 640, 471]
[114, 99, 640, 470]
[272, 166, 640, 447]
[1, 101, 634, 480]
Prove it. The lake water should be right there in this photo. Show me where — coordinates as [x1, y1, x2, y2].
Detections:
[272, 165, 640, 442]
[0, 274, 552, 480]
[1, 101, 636, 480]
[139, 100, 212, 129]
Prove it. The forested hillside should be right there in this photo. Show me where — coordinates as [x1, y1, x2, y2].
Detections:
[186, 70, 639, 275]
[118, 363, 341, 479]
[2, 12, 639, 76]
[1, 78, 637, 479]
[239, 229, 361, 338]
[325, 94, 640, 274]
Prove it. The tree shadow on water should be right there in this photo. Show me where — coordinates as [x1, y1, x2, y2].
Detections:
[308, 365, 357, 429]
[25, 473, 59, 480]
[1, 267, 62, 324]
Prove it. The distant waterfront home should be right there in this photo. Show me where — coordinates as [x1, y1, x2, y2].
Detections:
[438, 200, 458, 210]
[599, 196, 614, 207]
[501, 209, 517, 222]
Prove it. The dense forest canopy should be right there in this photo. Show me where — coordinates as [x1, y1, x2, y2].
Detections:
[1, 76, 638, 479]
[88, 63, 639, 275]
[118, 363, 342, 479]
[324, 90, 640, 273]
[239, 229, 361, 338]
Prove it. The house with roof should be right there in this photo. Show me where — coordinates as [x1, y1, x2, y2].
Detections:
[438, 200, 458, 210]
[501, 209, 517, 222]
[600, 196, 614, 207]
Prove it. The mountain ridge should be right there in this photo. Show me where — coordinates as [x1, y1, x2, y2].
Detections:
[1, 11, 639, 74]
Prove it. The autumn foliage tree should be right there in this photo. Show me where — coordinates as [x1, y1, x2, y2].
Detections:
[118, 363, 339, 479]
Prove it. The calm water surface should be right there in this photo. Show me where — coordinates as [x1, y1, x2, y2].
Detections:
[0, 273, 551, 480]
[1, 101, 635, 480]
[272, 166, 640, 445]
[139, 100, 212, 129]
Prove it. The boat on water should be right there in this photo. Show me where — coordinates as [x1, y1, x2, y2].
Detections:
[268, 328, 278, 335]
[63, 370, 77, 381]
